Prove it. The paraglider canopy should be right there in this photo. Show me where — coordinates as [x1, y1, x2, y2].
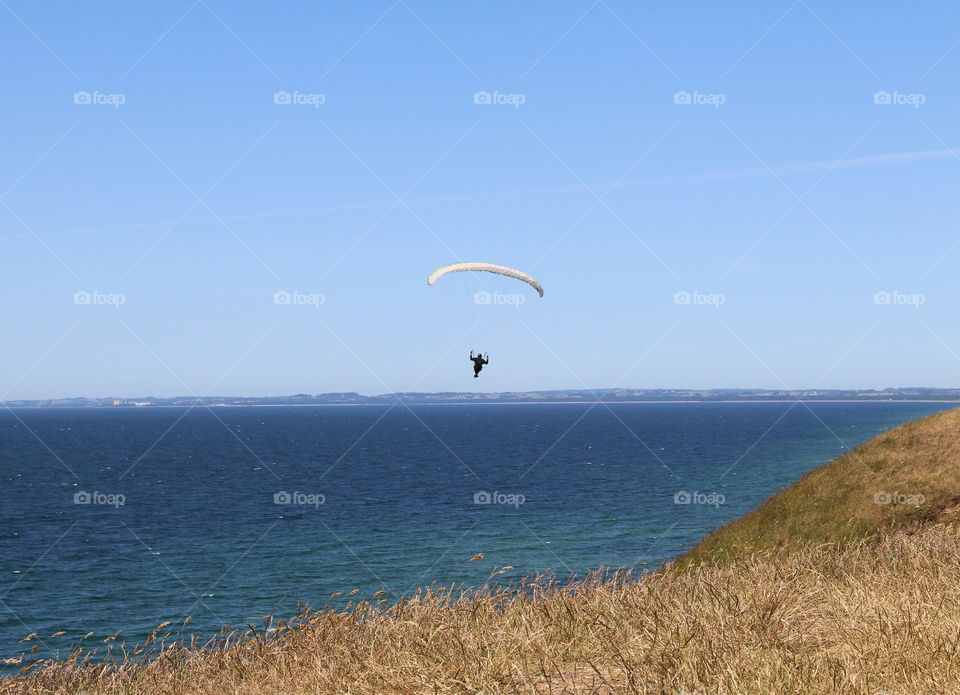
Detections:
[427, 262, 544, 297]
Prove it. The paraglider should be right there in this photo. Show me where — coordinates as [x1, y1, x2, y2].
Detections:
[427, 262, 544, 297]
[469, 351, 489, 378]
[428, 262, 542, 377]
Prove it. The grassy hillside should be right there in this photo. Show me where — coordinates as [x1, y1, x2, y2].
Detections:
[679, 406, 960, 567]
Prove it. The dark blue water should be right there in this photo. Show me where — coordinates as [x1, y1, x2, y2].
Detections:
[0, 402, 953, 663]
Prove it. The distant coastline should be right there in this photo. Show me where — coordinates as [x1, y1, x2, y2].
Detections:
[4, 387, 960, 408]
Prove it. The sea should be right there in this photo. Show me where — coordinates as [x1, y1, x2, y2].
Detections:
[0, 401, 953, 665]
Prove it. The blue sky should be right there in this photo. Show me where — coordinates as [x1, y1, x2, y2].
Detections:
[3, 0, 960, 398]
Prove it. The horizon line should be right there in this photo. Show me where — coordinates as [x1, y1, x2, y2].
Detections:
[5, 386, 960, 404]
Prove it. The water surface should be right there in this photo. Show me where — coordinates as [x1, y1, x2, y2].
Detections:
[0, 401, 952, 661]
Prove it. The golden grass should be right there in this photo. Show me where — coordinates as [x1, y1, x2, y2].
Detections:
[5, 525, 960, 694]
[5, 406, 960, 694]
[679, 405, 960, 567]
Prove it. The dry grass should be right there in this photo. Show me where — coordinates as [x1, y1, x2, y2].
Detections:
[680, 405, 960, 567]
[5, 524, 960, 695]
[5, 406, 960, 694]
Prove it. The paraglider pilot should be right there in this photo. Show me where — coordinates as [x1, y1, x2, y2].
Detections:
[469, 351, 489, 378]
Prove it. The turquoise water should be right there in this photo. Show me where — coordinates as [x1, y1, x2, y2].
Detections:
[0, 401, 953, 665]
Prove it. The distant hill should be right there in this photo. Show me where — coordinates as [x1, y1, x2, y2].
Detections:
[4, 387, 960, 408]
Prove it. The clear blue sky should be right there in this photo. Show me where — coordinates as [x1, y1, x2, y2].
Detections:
[3, 0, 960, 398]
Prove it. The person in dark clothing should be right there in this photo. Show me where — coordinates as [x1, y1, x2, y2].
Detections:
[469, 351, 489, 378]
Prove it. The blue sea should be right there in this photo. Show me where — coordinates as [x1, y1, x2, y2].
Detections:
[0, 401, 953, 664]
